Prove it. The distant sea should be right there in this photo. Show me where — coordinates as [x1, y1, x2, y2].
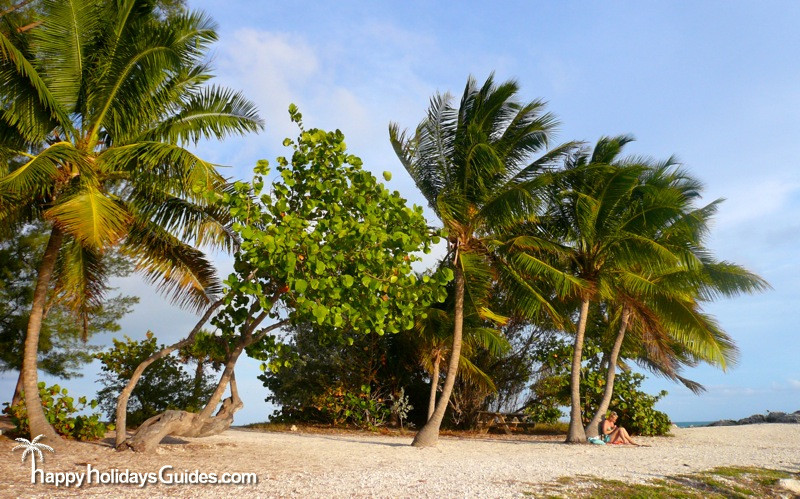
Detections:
[674, 421, 714, 428]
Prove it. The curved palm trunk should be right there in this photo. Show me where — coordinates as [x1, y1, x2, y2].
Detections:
[427, 353, 441, 421]
[566, 298, 590, 444]
[21, 227, 63, 443]
[585, 306, 631, 437]
[412, 266, 465, 447]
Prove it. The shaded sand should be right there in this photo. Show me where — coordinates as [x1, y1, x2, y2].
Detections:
[1, 424, 798, 497]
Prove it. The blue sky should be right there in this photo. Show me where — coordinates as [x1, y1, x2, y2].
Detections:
[3, 1, 799, 424]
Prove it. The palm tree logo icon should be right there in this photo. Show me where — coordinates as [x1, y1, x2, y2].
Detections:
[12, 435, 54, 477]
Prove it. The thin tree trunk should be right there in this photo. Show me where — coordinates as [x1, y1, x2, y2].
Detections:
[191, 360, 205, 405]
[412, 265, 465, 447]
[566, 298, 590, 444]
[114, 298, 223, 448]
[21, 227, 63, 443]
[427, 353, 441, 421]
[585, 305, 631, 437]
[12, 370, 23, 407]
[198, 344, 245, 420]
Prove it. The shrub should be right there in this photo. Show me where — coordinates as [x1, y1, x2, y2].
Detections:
[585, 369, 672, 436]
[313, 384, 391, 428]
[3, 382, 111, 440]
[525, 404, 563, 424]
[389, 387, 414, 429]
[95, 333, 219, 426]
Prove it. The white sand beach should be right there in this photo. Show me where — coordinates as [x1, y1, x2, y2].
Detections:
[1, 424, 798, 497]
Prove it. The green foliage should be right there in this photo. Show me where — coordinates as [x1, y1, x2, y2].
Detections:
[213, 109, 448, 364]
[529, 336, 672, 435]
[259, 322, 430, 427]
[3, 382, 110, 440]
[389, 387, 413, 429]
[524, 405, 563, 425]
[95, 332, 218, 426]
[0, 223, 137, 378]
[584, 368, 671, 436]
[313, 385, 391, 429]
[0, 0, 262, 318]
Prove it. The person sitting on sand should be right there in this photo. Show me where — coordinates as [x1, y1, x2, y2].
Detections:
[601, 411, 639, 445]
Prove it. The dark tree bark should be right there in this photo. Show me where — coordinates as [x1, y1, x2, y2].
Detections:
[11, 370, 23, 407]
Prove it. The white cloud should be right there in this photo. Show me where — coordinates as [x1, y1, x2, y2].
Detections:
[216, 29, 320, 141]
[710, 177, 800, 230]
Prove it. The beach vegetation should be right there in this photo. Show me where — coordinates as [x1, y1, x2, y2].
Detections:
[0, 0, 262, 442]
[4, 382, 110, 440]
[96, 332, 220, 427]
[390, 74, 579, 447]
[0, 222, 137, 405]
[542, 466, 799, 498]
[114, 110, 449, 452]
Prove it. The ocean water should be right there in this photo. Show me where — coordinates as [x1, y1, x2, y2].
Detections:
[674, 421, 713, 428]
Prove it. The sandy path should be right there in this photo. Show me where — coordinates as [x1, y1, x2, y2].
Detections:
[1, 424, 798, 497]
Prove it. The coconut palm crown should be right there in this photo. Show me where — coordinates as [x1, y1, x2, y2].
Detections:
[390, 74, 579, 447]
[0, 0, 263, 440]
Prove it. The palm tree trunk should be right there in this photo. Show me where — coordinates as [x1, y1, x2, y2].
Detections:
[427, 353, 441, 421]
[566, 298, 590, 443]
[412, 265, 465, 447]
[22, 226, 63, 443]
[585, 305, 631, 437]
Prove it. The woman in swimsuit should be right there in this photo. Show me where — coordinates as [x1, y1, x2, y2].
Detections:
[601, 411, 639, 445]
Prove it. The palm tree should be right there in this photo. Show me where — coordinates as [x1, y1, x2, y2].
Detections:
[12, 434, 54, 477]
[390, 74, 578, 447]
[583, 190, 768, 436]
[536, 136, 706, 443]
[413, 302, 510, 420]
[0, 0, 262, 440]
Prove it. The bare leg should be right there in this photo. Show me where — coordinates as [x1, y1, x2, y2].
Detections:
[619, 427, 638, 445]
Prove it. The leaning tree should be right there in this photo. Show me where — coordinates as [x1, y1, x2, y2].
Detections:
[582, 164, 768, 437]
[390, 74, 580, 447]
[115, 109, 451, 452]
[0, 0, 261, 441]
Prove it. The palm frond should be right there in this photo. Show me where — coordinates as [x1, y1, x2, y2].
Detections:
[45, 187, 131, 248]
[122, 218, 222, 312]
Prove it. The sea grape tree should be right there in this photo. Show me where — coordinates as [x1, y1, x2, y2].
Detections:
[117, 107, 449, 451]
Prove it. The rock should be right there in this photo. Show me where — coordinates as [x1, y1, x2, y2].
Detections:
[709, 410, 800, 427]
[737, 414, 766, 425]
[708, 420, 736, 426]
[765, 412, 786, 423]
[778, 478, 800, 495]
[776, 413, 800, 423]
[290, 425, 298, 432]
